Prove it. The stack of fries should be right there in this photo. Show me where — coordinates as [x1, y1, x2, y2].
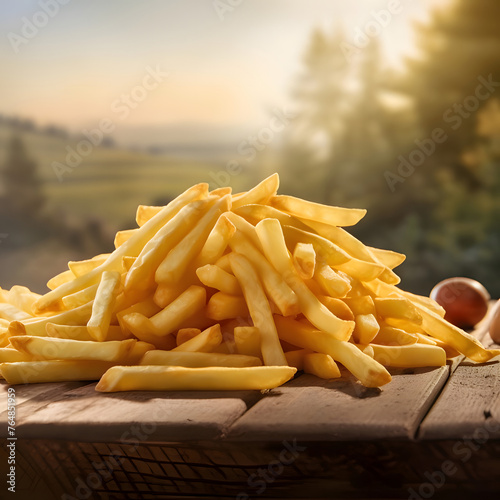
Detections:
[0, 174, 498, 392]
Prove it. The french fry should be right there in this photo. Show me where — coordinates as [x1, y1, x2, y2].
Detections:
[123, 341, 155, 364]
[270, 194, 367, 227]
[231, 173, 279, 209]
[206, 292, 249, 321]
[374, 297, 423, 324]
[234, 326, 261, 358]
[293, 242, 316, 280]
[196, 214, 235, 266]
[62, 283, 98, 309]
[372, 326, 418, 346]
[367, 343, 447, 368]
[228, 230, 300, 317]
[5, 286, 41, 315]
[1, 360, 115, 384]
[285, 349, 311, 370]
[224, 211, 264, 251]
[256, 219, 354, 342]
[318, 296, 354, 321]
[172, 324, 222, 353]
[229, 253, 287, 366]
[136, 205, 162, 226]
[114, 229, 138, 248]
[353, 314, 380, 345]
[87, 271, 122, 341]
[0, 348, 35, 363]
[303, 352, 341, 379]
[274, 315, 391, 388]
[0, 303, 33, 322]
[343, 296, 375, 316]
[125, 198, 215, 293]
[314, 262, 351, 298]
[176, 328, 202, 346]
[69, 254, 110, 277]
[141, 350, 262, 368]
[368, 247, 406, 269]
[46, 323, 129, 341]
[47, 269, 75, 290]
[10, 336, 136, 362]
[196, 264, 242, 295]
[155, 195, 231, 284]
[95, 365, 297, 392]
[233, 203, 309, 229]
[116, 296, 161, 334]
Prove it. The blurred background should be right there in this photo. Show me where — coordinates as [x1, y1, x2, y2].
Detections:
[0, 0, 499, 296]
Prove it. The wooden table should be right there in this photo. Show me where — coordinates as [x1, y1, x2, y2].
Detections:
[1, 323, 499, 500]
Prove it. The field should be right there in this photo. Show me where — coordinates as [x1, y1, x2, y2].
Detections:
[0, 124, 253, 230]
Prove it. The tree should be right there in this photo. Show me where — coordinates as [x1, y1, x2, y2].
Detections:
[0, 135, 44, 219]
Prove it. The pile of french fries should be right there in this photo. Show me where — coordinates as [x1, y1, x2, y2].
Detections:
[1, 174, 498, 392]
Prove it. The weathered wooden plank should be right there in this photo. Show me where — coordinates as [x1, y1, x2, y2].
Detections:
[227, 367, 449, 441]
[16, 383, 262, 442]
[419, 332, 500, 440]
[0, 381, 87, 437]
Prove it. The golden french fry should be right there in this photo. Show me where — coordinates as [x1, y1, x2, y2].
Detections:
[46, 323, 129, 341]
[155, 195, 231, 284]
[126, 198, 215, 294]
[282, 225, 350, 266]
[274, 315, 391, 388]
[172, 324, 222, 353]
[114, 229, 138, 249]
[123, 341, 155, 364]
[224, 212, 263, 251]
[233, 203, 309, 229]
[196, 215, 236, 267]
[256, 219, 354, 342]
[62, 283, 98, 309]
[5, 286, 41, 315]
[293, 242, 316, 280]
[285, 349, 311, 370]
[228, 231, 300, 317]
[314, 262, 351, 298]
[141, 350, 262, 368]
[210, 186, 232, 197]
[0, 360, 115, 384]
[47, 269, 75, 290]
[372, 326, 418, 346]
[303, 352, 341, 379]
[414, 333, 438, 345]
[18, 301, 94, 337]
[206, 291, 249, 321]
[270, 194, 366, 227]
[123, 285, 206, 337]
[196, 264, 242, 295]
[0, 303, 33, 322]
[116, 296, 161, 334]
[176, 328, 202, 346]
[231, 173, 279, 209]
[334, 258, 385, 282]
[0, 348, 35, 363]
[153, 283, 187, 308]
[35, 182, 209, 312]
[398, 289, 446, 317]
[353, 314, 380, 345]
[136, 205, 162, 226]
[68, 254, 110, 277]
[343, 295, 375, 316]
[367, 247, 406, 269]
[215, 254, 232, 273]
[374, 297, 423, 324]
[318, 296, 354, 321]
[10, 336, 136, 362]
[233, 326, 261, 358]
[95, 365, 297, 392]
[87, 271, 122, 341]
[229, 253, 287, 366]
[367, 343, 447, 368]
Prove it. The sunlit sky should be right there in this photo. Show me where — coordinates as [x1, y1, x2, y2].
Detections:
[0, 0, 453, 132]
